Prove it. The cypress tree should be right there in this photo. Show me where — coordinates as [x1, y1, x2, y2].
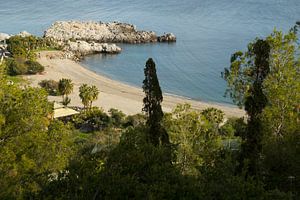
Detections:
[142, 58, 169, 146]
[242, 39, 270, 176]
[223, 39, 271, 176]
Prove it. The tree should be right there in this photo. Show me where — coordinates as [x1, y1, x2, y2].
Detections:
[79, 84, 99, 109]
[262, 30, 300, 136]
[223, 39, 271, 176]
[58, 78, 73, 106]
[142, 58, 169, 146]
[0, 69, 73, 198]
[163, 104, 222, 176]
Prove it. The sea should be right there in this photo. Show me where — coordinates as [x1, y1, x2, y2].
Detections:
[1, 0, 300, 105]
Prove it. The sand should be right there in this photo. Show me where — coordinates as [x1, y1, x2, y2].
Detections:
[25, 51, 245, 117]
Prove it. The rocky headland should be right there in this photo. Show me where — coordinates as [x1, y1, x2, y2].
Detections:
[1, 21, 176, 61]
[44, 21, 176, 44]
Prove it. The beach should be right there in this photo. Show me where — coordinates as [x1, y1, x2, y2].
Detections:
[25, 51, 245, 117]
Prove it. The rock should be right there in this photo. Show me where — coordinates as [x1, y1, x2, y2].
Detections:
[65, 40, 121, 55]
[157, 33, 176, 42]
[17, 31, 32, 37]
[0, 33, 10, 41]
[44, 21, 159, 43]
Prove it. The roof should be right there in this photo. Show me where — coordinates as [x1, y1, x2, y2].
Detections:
[53, 102, 79, 118]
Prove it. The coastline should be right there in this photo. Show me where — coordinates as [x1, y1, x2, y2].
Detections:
[25, 51, 245, 117]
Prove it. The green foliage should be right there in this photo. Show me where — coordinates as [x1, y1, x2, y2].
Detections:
[123, 113, 147, 128]
[39, 79, 59, 96]
[142, 58, 169, 146]
[163, 104, 223, 176]
[62, 96, 71, 106]
[6, 35, 59, 59]
[6, 57, 45, 75]
[223, 29, 299, 197]
[0, 76, 73, 198]
[6, 57, 27, 75]
[58, 78, 73, 106]
[108, 108, 126, 127]
[201, 107, 225, 125]
[79, 84, 99, 109]
[94, 127, 197, 199]
[25, 60, 44, 74]
[222, 39, 270, 108]
[71, 107, 111, 132]
[263, 131, 300, 194]
[220, 117, 247, 137]
[197, 152, 278, 200]
[262, 30, 300, 137]
[223, 38, 271, 176]
[39, 129, 121, 200]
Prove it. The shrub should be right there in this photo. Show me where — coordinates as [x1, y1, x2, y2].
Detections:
[71, 108, 111, 132]
[39, 80, 59, 96]
[6, 57, 27, 75]
[25, 60, 44, 74]
[109, 108, 126, 127]
[123, 114, 146, 128]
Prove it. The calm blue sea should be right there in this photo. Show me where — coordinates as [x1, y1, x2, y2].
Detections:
[1, 0, 300, 104]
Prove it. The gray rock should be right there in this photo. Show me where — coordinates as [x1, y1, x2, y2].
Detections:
[17, 31, 32, 37]
[0, 33, 10, 41]
[44, 21, 159, 43]
[65, 40, 121, 55]
[157, 33, 176, 42]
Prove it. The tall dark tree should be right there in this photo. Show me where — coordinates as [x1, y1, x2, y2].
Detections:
[142, 58, 169, 146]
[223, 39, 270, 176]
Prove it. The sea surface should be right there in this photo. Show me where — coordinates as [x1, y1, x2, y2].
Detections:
[1, 0, 300, 104]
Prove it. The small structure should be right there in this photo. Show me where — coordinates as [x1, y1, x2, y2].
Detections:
[0, 37, 11, 64]
[53, 102, 79, 119]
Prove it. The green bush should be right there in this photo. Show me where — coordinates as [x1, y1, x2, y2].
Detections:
[7, 35, 60, 59]
[71, 108, 111, 132]
[39, 79, 59, 96]
[108, 108, 126, 127]
[6, 57, 27, 75]
[25, 60, 44, 74]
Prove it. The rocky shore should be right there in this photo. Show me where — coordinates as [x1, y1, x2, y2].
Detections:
[1, 21, 176, 61]
[44, 21, 176, 43]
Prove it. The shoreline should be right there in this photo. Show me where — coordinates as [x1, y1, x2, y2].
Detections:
[25, 51, 245, 117]
[81, 63, 236, 108]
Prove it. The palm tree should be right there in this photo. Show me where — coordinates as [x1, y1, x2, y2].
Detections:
[58, 78, 73, 106]
[79, 84, 99, 109]
[89, 85, 99, 108]
[79, 84, 90, 109]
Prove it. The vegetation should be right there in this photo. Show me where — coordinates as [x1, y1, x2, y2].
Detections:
[0, 28, 299, 199]
[79, 84, 99, 109]
[6, 35, 59, 59]
[58, 78, 74, 106]
[39, 79, 60, 96]
[142, 58, 169, 146]
[4, 35, 60, 77]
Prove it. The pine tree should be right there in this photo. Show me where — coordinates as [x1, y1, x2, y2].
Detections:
[142, 58, 169, 146]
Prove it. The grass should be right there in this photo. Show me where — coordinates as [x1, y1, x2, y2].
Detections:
[6, 75, 26, 84]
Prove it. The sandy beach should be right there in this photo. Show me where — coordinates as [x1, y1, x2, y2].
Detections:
[25, 51, 245, 117]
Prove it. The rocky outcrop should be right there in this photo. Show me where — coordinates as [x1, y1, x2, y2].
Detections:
[17, 31, 32, 37]
[44, 21, 176, 44]
[65, 40, 121, 55]
[0, 33, 10, 41]
[158, 33, 176, 42]
[44, 21, 158, 44]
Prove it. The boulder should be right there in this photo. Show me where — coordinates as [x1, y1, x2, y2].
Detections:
[0, 33, 10, 41]
[17, 31, 32, 37]
[157, 33, 176, 42]
[66, 40, 121, 55]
